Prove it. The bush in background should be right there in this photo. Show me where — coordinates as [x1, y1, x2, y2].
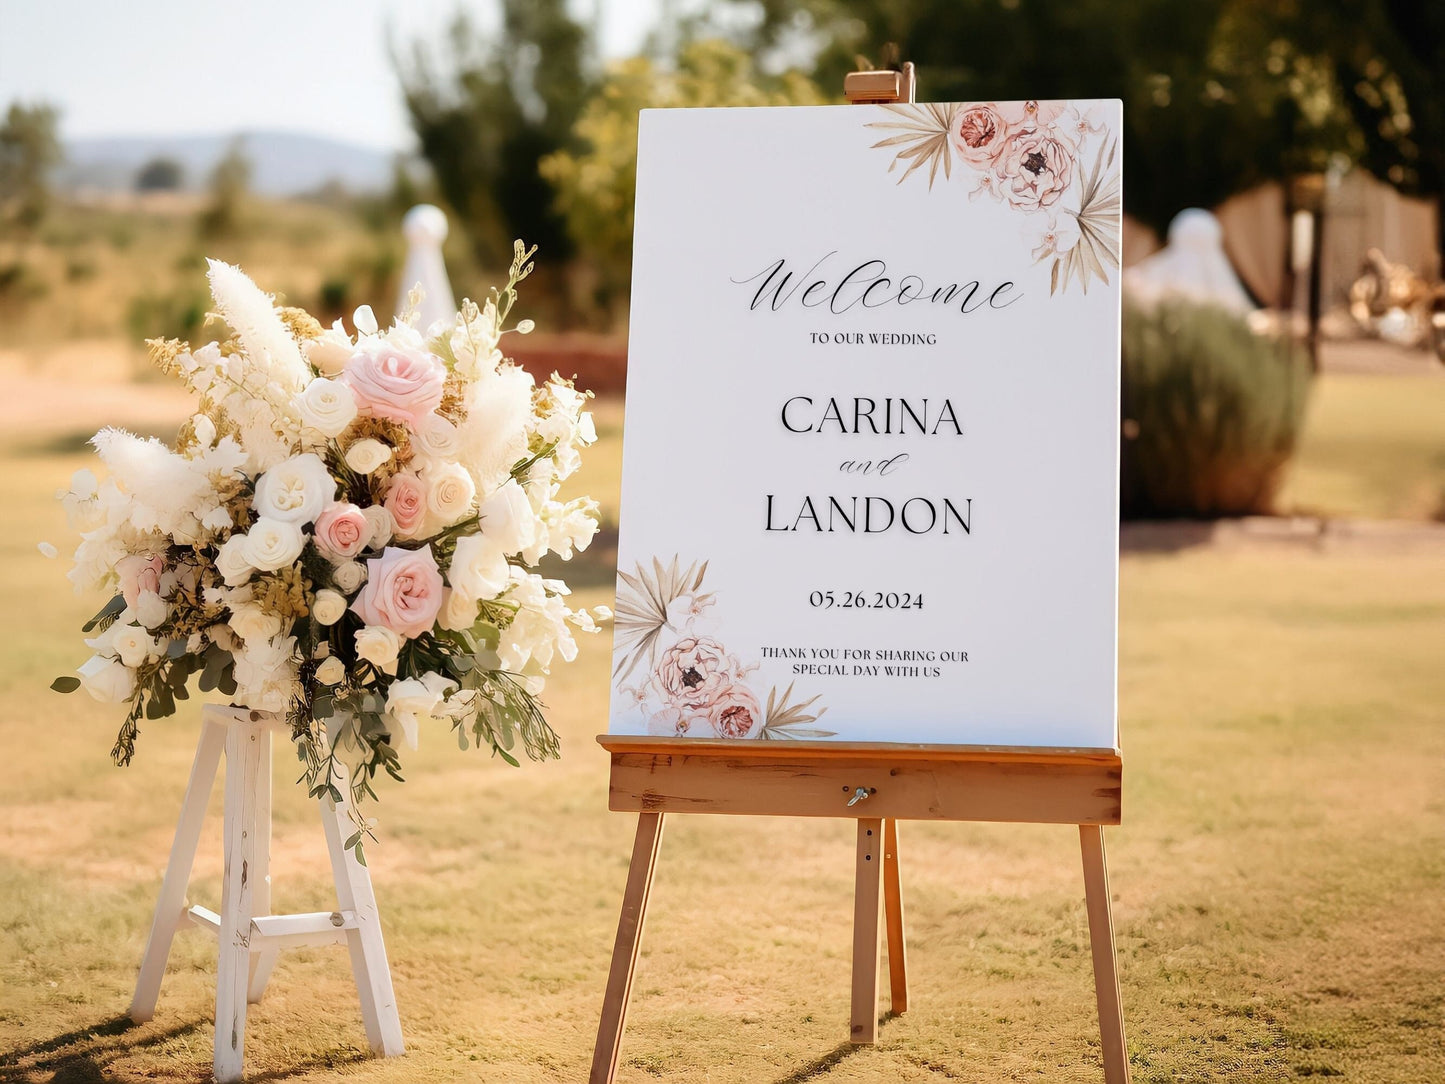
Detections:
[1121, 299, 1311, 517]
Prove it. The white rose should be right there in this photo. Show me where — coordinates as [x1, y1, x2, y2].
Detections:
[384, 672, 455, 750]
[360, 505, 393, 549]
[305, 323, 355, 376]
[333, 559, 367, 593]
[135, 590, 169, 630]
[77, 654, 135, 703]
[298, 377, 359, 438]
[354, 625, 401, 675]
[414, 414, 461, 458]
[315, 655, 346, 685]
[201, 505, 233, 532]
[312, 589, 347, 626]
[243, 517, 305, 572]
[476, 478, 536, 555]
[423, 462, 476, 528]
[438, 587, 479, 631]
[449, 533, 509, 604]
[252, 453, 336, 524]
[215, 535, 254, 587]
[229, 602, 283, 644]
[345, 438, 392, 475]
[112, 624, 159, 668]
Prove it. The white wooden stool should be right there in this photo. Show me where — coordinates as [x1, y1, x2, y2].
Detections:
[128, 705, 404, 1082]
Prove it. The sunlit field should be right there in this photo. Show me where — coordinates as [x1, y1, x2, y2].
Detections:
[1, 382, 1442, 1083]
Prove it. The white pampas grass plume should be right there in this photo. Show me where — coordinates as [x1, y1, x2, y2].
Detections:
[205, 259, 308, 392]
[91, 427, 217, 542]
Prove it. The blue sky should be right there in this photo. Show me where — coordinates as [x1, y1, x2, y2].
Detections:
[0, 0, 662, 151]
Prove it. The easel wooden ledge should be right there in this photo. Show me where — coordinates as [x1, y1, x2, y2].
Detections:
[588, 63, 1129, 1084]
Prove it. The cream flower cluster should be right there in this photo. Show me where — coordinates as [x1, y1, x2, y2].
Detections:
[57, 249, 606, 818]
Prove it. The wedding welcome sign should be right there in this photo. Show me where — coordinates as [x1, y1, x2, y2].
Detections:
[610, 99, 1123, 750]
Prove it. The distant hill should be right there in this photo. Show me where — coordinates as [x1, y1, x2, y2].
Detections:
[58, 131, 398, 197]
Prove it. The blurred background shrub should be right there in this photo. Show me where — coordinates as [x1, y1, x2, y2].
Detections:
[1121, 300, 1311, 517]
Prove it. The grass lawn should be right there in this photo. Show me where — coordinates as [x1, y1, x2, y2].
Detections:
[1, 384, 1443, 1084]
[1279, 370, 1445, 521]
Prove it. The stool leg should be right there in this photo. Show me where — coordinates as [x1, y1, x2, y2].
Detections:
[321, 779, 404, 1056]
[215, 718, 266, 1083]
[130, 711, 227, 1023]
[246, 727, 277, 1003]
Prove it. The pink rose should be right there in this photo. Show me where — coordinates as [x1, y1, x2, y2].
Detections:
[951, 103, 1010, 168]
[707, 685, 763, 739]
[340, 346, 446, 430]
[655, 636, 739, 709]
[384, 471, 428, 540]
[993, 128, 1075, 210]
[350, 545, 444, 639]
[117, 554, 164, 608]
[313, 502, 369, 560]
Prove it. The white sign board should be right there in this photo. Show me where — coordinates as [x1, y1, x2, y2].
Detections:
[610, 100, 1122, 749]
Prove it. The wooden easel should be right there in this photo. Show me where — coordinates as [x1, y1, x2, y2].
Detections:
[128, 705, 404, 1082]
[588, 65, 1129, 1084]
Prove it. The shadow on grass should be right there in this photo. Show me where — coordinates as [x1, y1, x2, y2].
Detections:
[0, 1015, 203, 1083]
[772, 1041, 861, 1084]
[0, 1014, 369, 1084]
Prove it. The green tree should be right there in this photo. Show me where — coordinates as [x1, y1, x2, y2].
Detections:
[198, 139, 252, 239]
[703, 0, 1442, 252]
[540, 39, 826, 302]
[135, 156, 184, 192]
[0, 101, 62, 234]
[396, 1, 592, 267]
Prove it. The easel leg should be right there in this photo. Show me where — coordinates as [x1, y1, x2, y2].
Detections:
[130, 712, 228, 1023]
[321, 783, 404, 1056]
[590, 811, 665, 1084]
[1080, 825, 1130, 1084]
[851, 818, 884, 1044]
[246, 727, 277, 1004]
[882, 818, 909, 1015]
[215, 718, 266, 1083]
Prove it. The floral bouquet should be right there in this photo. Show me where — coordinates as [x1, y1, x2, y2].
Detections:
[52, 242, 608, 850]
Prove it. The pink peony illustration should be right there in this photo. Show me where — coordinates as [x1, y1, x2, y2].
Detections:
[993, 127, 1076, 211]
[654, 636, 740, 710]
[950, 102, 1011, 168]
[708, 685, 763, 739]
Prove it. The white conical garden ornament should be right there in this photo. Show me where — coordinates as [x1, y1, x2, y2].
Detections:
[396, 204, 457, 331]
[1124, 208, 1256, 314]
